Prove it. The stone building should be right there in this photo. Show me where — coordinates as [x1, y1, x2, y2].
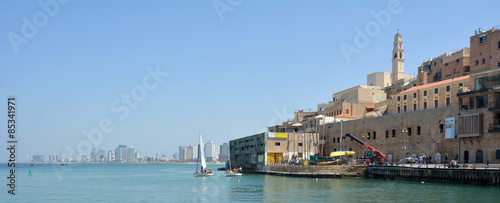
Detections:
[457, 68, 500, 163]
[323, 105, 460, 164]
[470, 26, 500, 73]
[387, 75, 471, 114]
[417, 48, 471, 86]
[320, 85, 387, 118]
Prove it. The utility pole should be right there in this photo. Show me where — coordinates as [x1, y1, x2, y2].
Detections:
[402, 128, 407, 159]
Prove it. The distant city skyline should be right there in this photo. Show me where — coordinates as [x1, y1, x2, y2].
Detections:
[1, 1, 500, 162]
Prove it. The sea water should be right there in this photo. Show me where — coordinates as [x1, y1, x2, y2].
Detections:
[1, 163, 499, 202]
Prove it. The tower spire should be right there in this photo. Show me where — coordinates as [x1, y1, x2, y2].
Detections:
[392, 31, 405, 85]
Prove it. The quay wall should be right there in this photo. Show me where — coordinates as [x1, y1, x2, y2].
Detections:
[367, 166, 500, 185]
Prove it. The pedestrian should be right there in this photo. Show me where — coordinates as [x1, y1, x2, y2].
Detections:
[419, 155, 423, 166]
[423, 154, 427, 165]
[429, 155, 432, 164]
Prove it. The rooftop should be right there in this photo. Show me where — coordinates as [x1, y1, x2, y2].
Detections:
[400, 75, 470, 94]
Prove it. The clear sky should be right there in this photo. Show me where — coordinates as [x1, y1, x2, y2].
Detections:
[1, 0, 499, 162]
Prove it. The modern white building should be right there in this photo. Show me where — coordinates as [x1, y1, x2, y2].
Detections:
[204, 141, 219, 162]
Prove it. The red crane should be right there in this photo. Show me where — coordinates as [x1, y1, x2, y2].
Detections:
[343, 133, 386, 165]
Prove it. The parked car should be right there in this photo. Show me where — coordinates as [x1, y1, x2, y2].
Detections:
[397, 157, 418, 164]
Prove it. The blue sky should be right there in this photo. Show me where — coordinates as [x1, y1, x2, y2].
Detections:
[1, 0, 499, 161]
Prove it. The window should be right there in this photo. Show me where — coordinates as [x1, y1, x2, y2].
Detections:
[446, 86, 450, 92]
[498, 41, 500, 49]
[437, 143, 441, 149]
[404, 105, 407, 112]
[298, 143, 303, 146]
[397, 106, 401, 113]
[417, 126, 421, 135]
[498, 62, 500, 68]
[446, 97, 451, 106]
[459, 83, 463, 87]
[477, 95, 486, 108]
[434, 99, 439, 108]
[388, 145, 391, 152]
[275, 142, 280, 146]
[456, 59, 460, 63]
[411, 144, 415, 150]
[403, 95, 407, 100]
[496, 150, 500, 159]
[398, 96, 400, 101]
[337, 137, 340, 143]
[476, 60, 479, 66]
[424, 90, 427, 96]
[367, 132, 370, 140]
[423, 101, 428, 110]
[385, 130, 389, 138]
[392, 129, 396, 137]
[435, 88, 439, 94]
[413, 103, 417, 111]
[346, 109, 349, 114]
[333, 138, 335, 143]
[439, 124, 444, 133]
[413, 93, 417, 98]
[479, 34, 487, 44]
[482, 58, 486, 64]
[373, 132, 376, 139]
[408, 127, 412, 136]
[470, 97, 476, 109]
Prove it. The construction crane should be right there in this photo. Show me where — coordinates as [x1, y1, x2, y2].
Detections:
[343, 133, 386, 165]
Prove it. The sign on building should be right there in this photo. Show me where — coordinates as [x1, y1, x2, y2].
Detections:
[268, 132, 288, 138]
[445, 117, 455, 139]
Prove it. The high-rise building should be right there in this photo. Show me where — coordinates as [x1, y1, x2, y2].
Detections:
[188, 145, 198, 162]
[127, 147, 135, 162]
[219, 143, 229, 162]
[95, 149, 106, 162]
[32, 155, 45, 162]
[115, 145, 127, 162]
[60, 151, 66, 162]
[73, 151, 81, 162]
[178, 146, 187, 161]
[135, 151, 141, 159]
[205, 141, 219, 162]
[91, 148, 96, 162]
[108, 150, 114, 162]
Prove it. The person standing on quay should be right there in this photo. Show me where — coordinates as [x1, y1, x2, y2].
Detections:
[419, 155, 423, 166]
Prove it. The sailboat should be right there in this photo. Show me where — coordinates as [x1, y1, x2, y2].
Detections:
[225, 132, 242, 177]
[194, 133, 214, 177]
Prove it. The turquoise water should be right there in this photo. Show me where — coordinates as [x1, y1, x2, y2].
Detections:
[1, 163, 499, 202]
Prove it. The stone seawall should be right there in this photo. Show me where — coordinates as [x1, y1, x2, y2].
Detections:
[249, 165, 367, 178]
[368, 166, 500, 186]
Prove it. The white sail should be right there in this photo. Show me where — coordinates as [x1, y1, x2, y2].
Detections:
[199, 134, 206, 169]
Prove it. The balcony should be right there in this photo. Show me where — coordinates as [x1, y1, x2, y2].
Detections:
[457, 113, 483, 137]
[457, 88, 488, 97]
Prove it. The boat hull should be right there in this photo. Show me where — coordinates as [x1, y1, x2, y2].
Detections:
[194, 173, 215, 177]
[330, 151, 355, 157]
[225, 172, 242, 176]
